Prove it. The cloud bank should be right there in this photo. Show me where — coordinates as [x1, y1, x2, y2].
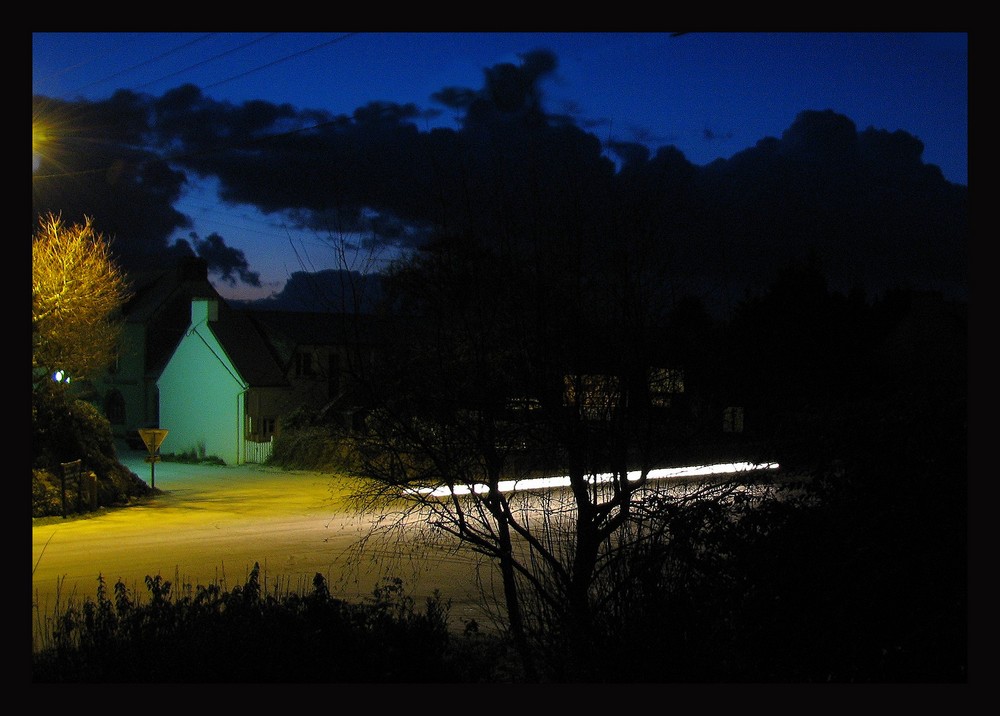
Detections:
[32, 48, 966, 316]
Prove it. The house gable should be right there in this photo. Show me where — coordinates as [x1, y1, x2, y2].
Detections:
[157, 299, 249, 464]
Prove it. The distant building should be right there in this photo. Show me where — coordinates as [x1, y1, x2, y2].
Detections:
[157, 298, 385, 464]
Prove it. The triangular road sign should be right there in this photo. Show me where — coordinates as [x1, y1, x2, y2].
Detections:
[138, 428, 169, 454]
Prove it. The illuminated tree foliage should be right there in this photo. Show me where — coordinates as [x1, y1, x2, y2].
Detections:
[32, 212, 131, 392]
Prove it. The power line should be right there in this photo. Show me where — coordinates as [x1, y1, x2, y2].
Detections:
[40, 33, 358, 102]
[33, 33, 365, 183]
[69, 33, 218, 96]
[201, 33, 359, 92]
[132, 33, 280, 92]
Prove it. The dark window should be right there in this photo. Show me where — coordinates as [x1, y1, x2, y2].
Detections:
[295, 351, 314, 377]
[246, 416, 276, 439]
[723, 406, 744, 433]
[105, 390, 126, 425]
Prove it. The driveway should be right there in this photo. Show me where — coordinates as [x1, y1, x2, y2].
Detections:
[32, 448, 492, 647]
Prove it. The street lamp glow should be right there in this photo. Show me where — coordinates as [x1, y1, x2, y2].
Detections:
[32, 121, 47, 172]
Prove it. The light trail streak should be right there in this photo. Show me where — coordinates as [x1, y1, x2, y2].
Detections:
[407, 461, 781, 498]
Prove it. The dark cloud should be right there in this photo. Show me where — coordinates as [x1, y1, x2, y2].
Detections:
[33, 53, 966, 317]
[778, 108, 859, 168]
[232, 269, 382, 314]
[188, 232, 261, 287]
[691, 109, 966, 308]
[32, 94, 191, 271]
[607, 140, 651, 168]
[703, 127, 733, 141]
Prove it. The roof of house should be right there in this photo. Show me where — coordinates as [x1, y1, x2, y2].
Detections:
[122, 257, 223, 375]
[125, 258, 408, 391]
[193, 306, 405, 389]
[247, 311, 365, 352]
[247, 310, 408, 360]
[123, 256, 220, 323]
[209, 307, 289, 388]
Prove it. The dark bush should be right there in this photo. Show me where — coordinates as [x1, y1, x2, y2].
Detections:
[269, 425, 349, 470]
[32, 567, 518, 683]
[32, 387, 153, 517]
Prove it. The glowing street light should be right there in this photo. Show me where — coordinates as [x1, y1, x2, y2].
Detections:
[32, 121, 47, 173]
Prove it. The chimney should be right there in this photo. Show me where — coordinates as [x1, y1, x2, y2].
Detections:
[178, 256, 209, 282]
[191, 298, 219, 325]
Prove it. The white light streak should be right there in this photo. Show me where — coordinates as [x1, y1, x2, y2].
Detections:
[407, 461, 780, 498]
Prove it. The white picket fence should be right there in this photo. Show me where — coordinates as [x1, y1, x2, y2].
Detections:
[244, 437, 274, 464]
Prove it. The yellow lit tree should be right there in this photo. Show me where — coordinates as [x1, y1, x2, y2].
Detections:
[32, 212, 131, 392]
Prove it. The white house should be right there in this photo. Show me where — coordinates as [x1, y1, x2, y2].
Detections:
[157, 298, 287, 465]
[157, 298, 383, 465]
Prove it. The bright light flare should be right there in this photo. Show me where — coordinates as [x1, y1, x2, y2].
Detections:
[407, 461, 780, 498]
[32, 99, 79, 175]
[33, 122, 46, 172]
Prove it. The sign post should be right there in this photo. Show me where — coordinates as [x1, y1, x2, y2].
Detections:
[137, 428, 169, 488]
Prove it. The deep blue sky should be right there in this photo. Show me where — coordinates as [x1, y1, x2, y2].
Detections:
[33, 32, 967, 303]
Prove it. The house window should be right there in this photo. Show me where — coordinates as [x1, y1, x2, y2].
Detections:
[105, 390, 126, 425]
[247, 416, 276, 439]
[563, 374, 620, 421]
[649, 367, 684, 408]
[723, 406, 744, 433]
[507, 396, 541, 412]
[295, 350, 314, 377]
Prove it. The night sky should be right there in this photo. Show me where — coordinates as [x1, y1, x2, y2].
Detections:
[32, 32, 967, 314]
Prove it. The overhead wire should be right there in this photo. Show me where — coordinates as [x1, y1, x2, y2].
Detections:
[202, 33, 358, 92]
[68, 33, 219, 96]
[132, 33, 280, 92]
[42, 32, 359, 99]
[35, 33, 365, 180]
